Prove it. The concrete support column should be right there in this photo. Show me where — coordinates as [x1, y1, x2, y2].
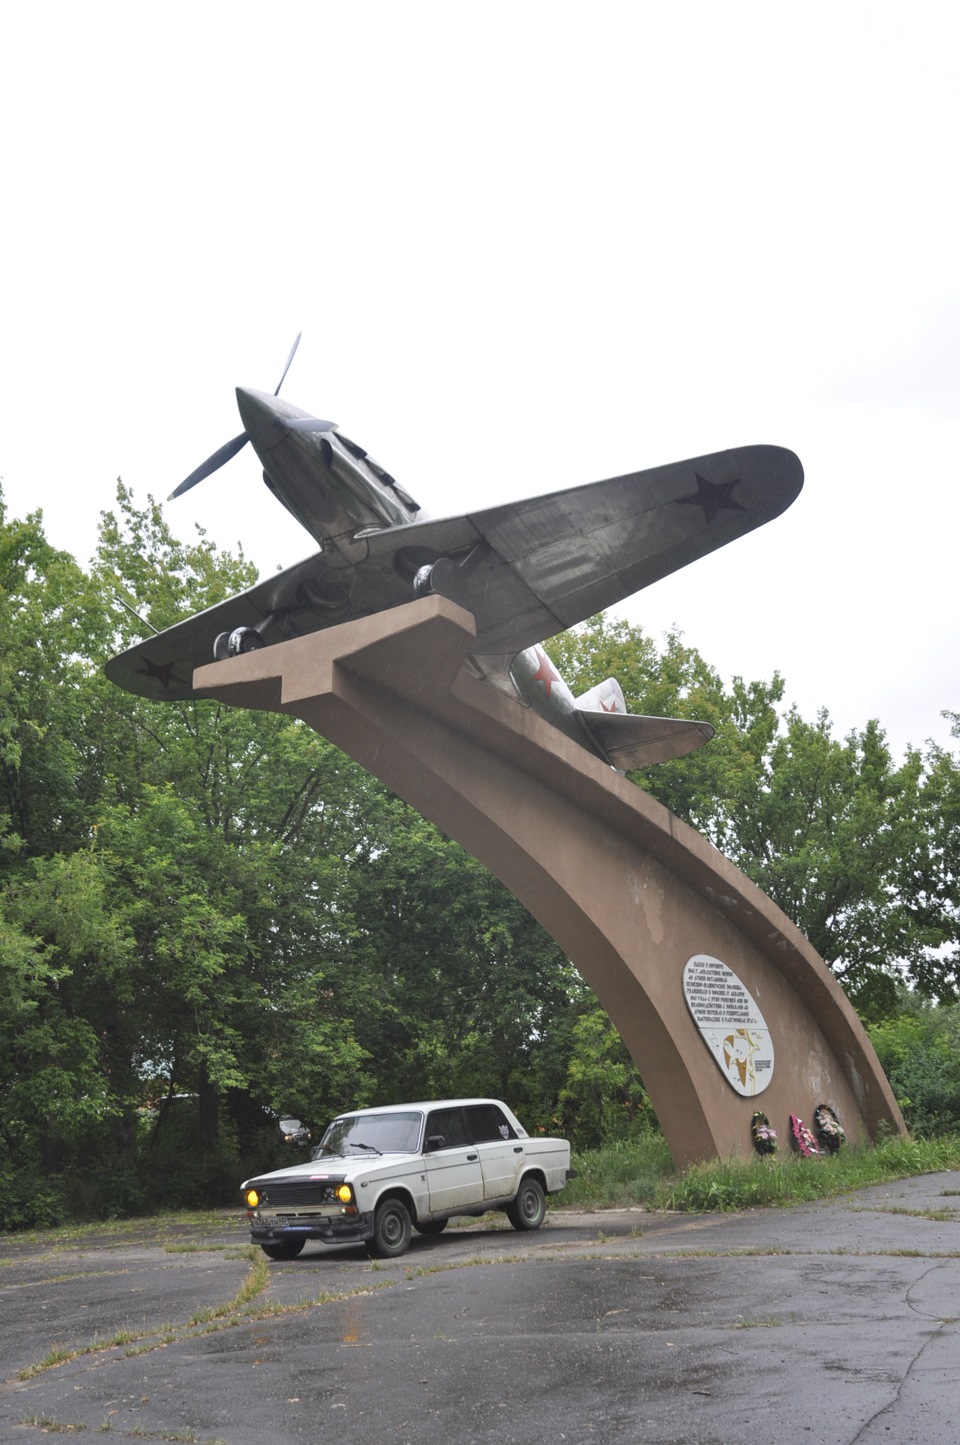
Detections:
[196, 596, 905, 1167]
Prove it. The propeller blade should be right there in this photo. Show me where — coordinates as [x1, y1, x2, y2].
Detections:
[168, 432, 249, 500]
[277, 416, 336, 430]
[168, 333, 304, 501]
[274, 331, 302, 396]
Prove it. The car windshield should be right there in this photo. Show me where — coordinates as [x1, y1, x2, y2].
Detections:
[313, 1110, 423, 1159]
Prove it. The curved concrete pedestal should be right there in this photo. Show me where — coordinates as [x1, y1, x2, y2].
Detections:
[196, 596, 905, 1167]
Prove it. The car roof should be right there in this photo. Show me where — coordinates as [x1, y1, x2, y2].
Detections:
[331, 1099, 509, 1119]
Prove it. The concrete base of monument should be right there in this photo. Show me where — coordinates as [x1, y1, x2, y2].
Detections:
[195, 595, 906, 1169]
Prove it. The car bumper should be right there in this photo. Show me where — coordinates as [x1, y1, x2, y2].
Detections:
[249, 1211, 374, 1247]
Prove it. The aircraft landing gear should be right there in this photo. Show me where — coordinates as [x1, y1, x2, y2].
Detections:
[412, 564, 436, 599]
[213, 627, 266, 661]
[411, 544, 487, 609]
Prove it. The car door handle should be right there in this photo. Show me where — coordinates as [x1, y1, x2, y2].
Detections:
[466, 1153, 478, 1161]
[513, 1146, 523, 1153]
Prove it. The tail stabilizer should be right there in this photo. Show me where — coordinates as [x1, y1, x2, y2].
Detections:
[577, 710, 714, 769]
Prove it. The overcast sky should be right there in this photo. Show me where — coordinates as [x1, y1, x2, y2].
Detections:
[2, 3, 957, 760]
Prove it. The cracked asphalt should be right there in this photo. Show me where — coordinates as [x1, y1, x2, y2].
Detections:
[2, 1171, 960, 1444]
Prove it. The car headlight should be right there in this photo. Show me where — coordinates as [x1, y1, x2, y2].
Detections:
[335, 1184, 353, 1204]
[244, 1189, 260, 1209]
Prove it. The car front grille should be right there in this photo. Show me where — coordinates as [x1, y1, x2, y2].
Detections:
[255, 1179, 345, 1209]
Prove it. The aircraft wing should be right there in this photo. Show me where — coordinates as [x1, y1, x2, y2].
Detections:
[105, 443, 802, 701]
[104, 549, 422, 701]
[380, 442, 802, 669]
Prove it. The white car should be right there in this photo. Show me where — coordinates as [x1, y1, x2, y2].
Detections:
[241, 1098, 574, 1260]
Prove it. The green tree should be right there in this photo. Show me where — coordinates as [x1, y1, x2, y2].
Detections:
[717, 712, 935, 1011]
[341, 796, 580, 1122]
[0, 485, 378, 1213]
[0, 496, 101, 859]
[557, 1005, 653, 1149]
[897, 714, 960, 1000]
[869, 996, 960, 1135]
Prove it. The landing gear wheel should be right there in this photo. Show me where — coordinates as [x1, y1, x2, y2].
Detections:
[366, 1198, 412, 1258]
[213, 628, 264, 661]
[506, 1178, 546, 1232]
[412, 563, 435, 598]
[414, 1218, 447, 1237]
[260, 1237, 305, 1260]
[226, 627, 265, 657]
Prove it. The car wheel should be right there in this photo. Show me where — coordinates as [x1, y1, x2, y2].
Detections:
[506, 1177, 546, 1231]
[367, 1198, 412, 1258]
[260, 1238, 306, 1260]
[414, 1218, 447, 1236]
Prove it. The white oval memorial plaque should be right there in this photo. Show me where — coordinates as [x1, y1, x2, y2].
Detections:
[682, 953, 774, 1096]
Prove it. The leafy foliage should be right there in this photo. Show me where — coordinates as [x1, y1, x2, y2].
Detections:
[868, 997, 960, 1136]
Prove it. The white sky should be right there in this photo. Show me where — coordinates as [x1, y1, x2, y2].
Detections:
[2, 2, 957, 760]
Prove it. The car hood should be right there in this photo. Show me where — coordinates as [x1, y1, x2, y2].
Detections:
[242, 1151, 421, 1189]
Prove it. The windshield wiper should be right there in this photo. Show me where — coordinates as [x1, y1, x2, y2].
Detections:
[347, 1141, 382, 1155]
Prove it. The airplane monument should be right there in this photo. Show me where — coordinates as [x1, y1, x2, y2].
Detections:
[107, 338, 906, 1166]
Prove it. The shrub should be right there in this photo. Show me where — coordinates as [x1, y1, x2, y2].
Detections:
[869, 1002, 960, 1136]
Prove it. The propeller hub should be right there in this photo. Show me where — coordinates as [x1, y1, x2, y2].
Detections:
[167, 335, 311, 501]
[235, 387, 289, 455]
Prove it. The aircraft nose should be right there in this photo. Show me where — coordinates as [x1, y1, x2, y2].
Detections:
[236, 387, 337, 451]
[235, 386, 282, 451]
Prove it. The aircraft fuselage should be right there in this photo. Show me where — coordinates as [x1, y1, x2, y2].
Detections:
[236, 387, 423, 553]
[234, 388, 625, 757]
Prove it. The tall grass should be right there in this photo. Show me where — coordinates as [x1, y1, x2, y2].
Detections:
[560, 1134, 960, 1213]
[562, 1134, 674, 1209]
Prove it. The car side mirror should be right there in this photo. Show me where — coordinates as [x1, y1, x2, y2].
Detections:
[426, 1134, 445, 1152]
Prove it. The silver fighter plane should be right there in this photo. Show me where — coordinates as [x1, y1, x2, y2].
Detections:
[105, 339, 803, 770]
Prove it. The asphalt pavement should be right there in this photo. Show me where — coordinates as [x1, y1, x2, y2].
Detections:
[2, 1171, 960, 1444]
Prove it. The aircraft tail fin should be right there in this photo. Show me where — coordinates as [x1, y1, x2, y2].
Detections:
[574, 677, 627, 714]
[576, 708, 715, 770]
